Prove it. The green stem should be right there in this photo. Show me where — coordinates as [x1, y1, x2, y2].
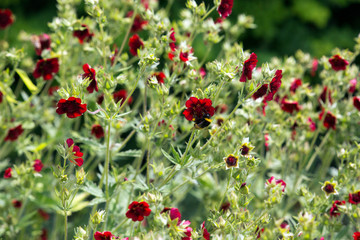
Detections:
[217, 168, 232, 210]
[112, 218, 128, 233]
[201, 6, 217, 21]
[103, 120, 112, 228]
[64, 209, 68, 240]
[305, 130, 331, 171]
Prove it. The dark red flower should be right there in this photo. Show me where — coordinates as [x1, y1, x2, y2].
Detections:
[202, 221, 210, 240]
[182, 227, 192, 240]
[240, 145, 250, 156]
[168, 52, 175, 61]
[307, 117, 316, 132]
[56, 97, 87, 118]
[329, 54, 349, 71]
[354, 232, 360, 240]
[180, 51, 189, 62]
[91, 124, 104, 139]
[33, 159, 44, 172]
[128, 34, 144, 56]
[94, 231, 114, 240]
[311, 58, 318, 77]
[215, 17, 223, 24]
[32, 33, 51, 56]
[113, 89, 133, 105]
[66, 138, 84, 167]
[126, 201, 151, 221]
[12, 200, 22, 208]
[319, 110, 336, 130]
[97, 94, 104, 105]
[280, 97, 301, 114]
[252, 84, 268, 100]
[0, 91, 3, 103]
[264, 70, 283, 101]
[73, 24, 94, 44]
[170, 208, 182, 225]
[4, 167, 12, 178]
[217, 0, 234, 19]
[329, 200, 345, 217]
[199, 67, 206, 78]
[349, 79, 357, 93]
[349, 191, 360, 205]
[183, 97, 215, 122]
[240, 53, 258, 82]
[82, 63, 98, 93]
[48, 86, 59, 96]
[353, 97, 360, 111]
[0, 9, 14, 29]
[266, 176, 286, 192]
[5, 125, 24, 141]
[169, 28, 176, 51]
[280, 221, 289, 229]
[40, 229, 48, 240]
[38, 209, 50, 220]
[290, 78, 302, 93]
[220, 202, 230, 212]
[152, 72, 166, 84]
[127, 11, 148, 32]
[255, 227, 264, 239]
[319, 86, 332, 105]
[33, 58, 59, 80]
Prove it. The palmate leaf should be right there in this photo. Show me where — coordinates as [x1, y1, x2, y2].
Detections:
[81, 181, 104, 198]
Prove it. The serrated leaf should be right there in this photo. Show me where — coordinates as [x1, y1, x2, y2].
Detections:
[81, 181, 104, 198]
[115, 149, 142, 158]
[161, 148, 179, 165]
[88, 197, 106, 206]
[15, 68, 38, 93]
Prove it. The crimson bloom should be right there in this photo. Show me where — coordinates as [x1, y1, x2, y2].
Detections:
[66, 138, 84, 167]
[220, 202, 231, 212]
[349, 79, 357, 93]
[32, 33, 51, 56]
[12, 200, 22, 208]
[73, 24, 94, 44]
[5, 125, 24, 141]
[329, 54, 349, 71]
[33, 58, 59, 80]
[4, 167, 12, 178]
[354, 232, 360, 240]
[353, 97, 360, 111]
[182, 227, 192, 240]
[307, 117, 316, 132]
[56, 97, 87, 118]
[183, 97, 215, 129]
[40, 229, 48, 240]
[127, 11, 148, 32]
[280, 97, 301, 114]
[252, 84, 268, 100]
[82, 63, 98, 93]
[91, 124, 104, 139]
[217, 0, 233, 19]
[0, 9, 14, 29]
[152, 72, 166, 84]
[252, 70, 283, 101]
[311, 58, 318, 77]
[33, 159, 44, 172]
[169, 28, 176, 51]
[202, 222, 210, 240]
[349, 191, 360, 205]
[126, 201, 151, 221]
[240, 53, 258, 82]
[129, 34, 144, 56]
[38, 209, 50, 220]
[113, 89, 133, 105]
[266, 176, 286, 192]
[170, 208, 182, 225]
[319, 86, 332, 105]
[94, 231, 114, 240]
[329, 200, 345, 218]
[319, 110, 336, 130]
[290, 78, 302, 93]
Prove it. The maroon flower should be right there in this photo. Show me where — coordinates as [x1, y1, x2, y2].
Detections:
[354, 232, 360, 240]
[179, 51, 189, 62]
[252, 84, 268, 100]
[91, 124, 104, 139]
[217, 0, 234, 19]
[56, 97, 87, 118]
[240, 145, 250, 156]
[33, 159, 44, 172]
[349, 191, 360, 205]
[73, 24, 94, 44]
[307, 117, 316, 132]
[290, 78, 302, 93]
[319, 110, 336, 130]
[97, 94, 104, 105]
[220, 202, 230, 212]
[0, 9, 14, 29]
[12, 200, 22, 208]
[4, 167, 12, 178]
[280, 97, 301, 114]
[319, 86, 332, 105]
[66, 138, 84, 167]
[126, 201, 151, 221]
[169, 28, 176, 51]
[128, 34, 144, 56]
[329, 54, 349, 71]
[94, 231, 114, 240]
[349, 79, 357, 93]
[255, 227, 264, 239]
[5, 125, 24, 141]
[127, 11, 148, 32]
[311, 58, 318, 77]
[152, 72, 166, 84]
[32, 33, 51, 56]
[48, 86, 59, 96]
[264, 70, 283, 101]
[40, 229, 48, 240]
[113, 89, 133, 105]
[240, 53, 258, 82]
[82, 63, 98, 93]
[0, 91, 3, 103]
[170, 208, 182, 225]
[182, 227, 192, 240]
[224, 154, 239, 169]
[33, 58, 59, 80]
[353, 97, 360, 111]
[183, 97, 215, 122]
[202, 221, 210, 240]
[38, 209, 50, 220]
[280, 221, 289, 229]
[329, 200, 345, 218]
[266, 176, 286, 192]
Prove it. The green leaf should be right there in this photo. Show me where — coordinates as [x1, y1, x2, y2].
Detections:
[81, 181, 104, 198]
[115, 149, 142, 158]
[15, 69, 38, 93]
[170, 145, 181, 162]
[161, 148, 179, 165]
[88, 197, 106, 206]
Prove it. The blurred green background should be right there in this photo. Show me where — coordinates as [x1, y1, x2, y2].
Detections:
[1, 0, 360, 60]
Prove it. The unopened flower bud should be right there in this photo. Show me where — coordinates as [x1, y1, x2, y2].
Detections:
[76, 168, 86, 185]
[91, 210, 106, 225]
